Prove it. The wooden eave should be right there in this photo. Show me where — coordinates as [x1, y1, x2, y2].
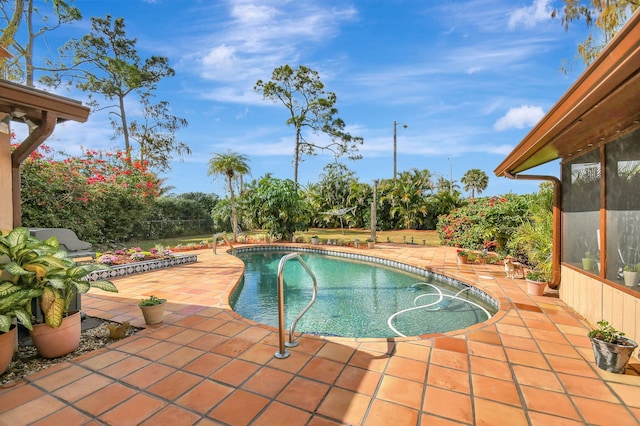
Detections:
[0, 79, 90, 125]
[495, 10, 640, 177]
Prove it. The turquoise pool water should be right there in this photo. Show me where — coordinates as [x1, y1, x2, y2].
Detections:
[231, 249, 496, 338]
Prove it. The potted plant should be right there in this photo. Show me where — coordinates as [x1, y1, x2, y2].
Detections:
[139, 295, 166, 325]
[588, 320, 638, 373]
[0, 228, 118, 359]
[0, 282, 40, 374]
[366, 238, 375, 249]
[310, 235, 319, 245]
[622, 263, 640, 287]
[456, 249, 469, 264]
[525, 269, 548, 296]
[582, 251, 598, 273]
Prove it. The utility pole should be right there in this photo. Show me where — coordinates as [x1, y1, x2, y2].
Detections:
[393, 120, 407, 182]
[371, 179, 378, 242]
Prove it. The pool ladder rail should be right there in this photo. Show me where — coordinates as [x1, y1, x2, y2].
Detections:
[275, 253, 318, 359]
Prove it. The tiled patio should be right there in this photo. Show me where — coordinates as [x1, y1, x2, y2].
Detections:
[1, 243, 639, 425]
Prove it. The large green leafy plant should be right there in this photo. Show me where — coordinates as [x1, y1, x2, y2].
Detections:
[0, 228, 118, 330]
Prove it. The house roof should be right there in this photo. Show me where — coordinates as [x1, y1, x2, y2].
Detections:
[495, 10, 640, 177]
[0, 79, 90, 125]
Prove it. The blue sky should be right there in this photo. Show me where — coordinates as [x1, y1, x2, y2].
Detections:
[20, 0, 592, 197]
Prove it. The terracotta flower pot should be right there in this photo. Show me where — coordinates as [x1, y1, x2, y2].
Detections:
[457, 255, 468, 265]
[526, 279, 547, 296]
[30, 311, 81, 359]
[0, 325, 17, 374]
[140, 300, 166, 325]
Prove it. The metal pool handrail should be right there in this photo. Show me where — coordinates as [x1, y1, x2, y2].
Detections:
[275, 252, 318, 359]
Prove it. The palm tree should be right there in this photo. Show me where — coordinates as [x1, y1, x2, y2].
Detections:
[207, 151, 250, 242]
[461, 169, 489, 199]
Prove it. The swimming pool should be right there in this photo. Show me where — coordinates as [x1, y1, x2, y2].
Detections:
[230, 247, 498, 338]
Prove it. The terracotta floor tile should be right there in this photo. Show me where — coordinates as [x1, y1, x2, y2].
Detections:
[317, 387, 371, 425]
[191, 317, 227, 333]
[113, 336, 160, 354]
[521, 386, 580, 420]
[335, 365, 382, 395]
[147, 370, 202, 400]
[433, 336, 468, 353]
[500, 334, 540, 352]
[52, 373, 113, 403]
[473, 398, 529, 426]
[427, 364, 471, 394]
[166, 329, 207, 346]
[307, 415, 344, 426]
[0, 383, 44, 413]
[393, 342, 431, 361]
[139, 404, 201, 425]
[608, 381, 640, 407]
[471, 374, 521, 407]
[558, 373, 621, 402]
[469, 356, 513, 381]
[505, 347, 549, 369]
[99, 355, 151, 379]
[212, 321, 249, 337]
[136, 340, 183, 361]
[430, 348, 469, 371]
[183, 352, 230, 377]
[420, 413, 470, 425]
[299, 357, 344, 384]
[209, 359, 259, 387]
[512, 365, 563, 392]
[467, 329, 503, 346]
[385, 356, 427, 382]
[30, 406, 92, 425]
[364, 398, 419, 425]
[99, 393, 166, 426]
[75, 382, 138, 416]
[496, 323, 532, 339]
[316, 341, 356, 363]
[422, 387, 473, 424]
[175, 379, 233, 414]
[0, 394, 67, 424]
[252, 401, 311, 426]
[545, 354, 598, 377]
[121, 362, 176, 389]
[31, 365, 91, 392]
[238, 342, 278, 364]
[186, 333, 228, 351]
[277, 377, 330, 412]
[157, 345, 204, 369]
[573, 395, 639, 425]
[527, 411, 585, 425]
[376, 375, 423, 409]
[349, 350, 390, 372]
[211, 337, 254, 357]
[241, 366, 293, 398]
[467, 340, 507, 361]
[79, 350, 129, 371]
[208, 389, 269, 426]
[536, 340, 582, 359]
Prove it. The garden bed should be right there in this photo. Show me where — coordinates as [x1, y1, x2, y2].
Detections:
[85, 253, 198, 281]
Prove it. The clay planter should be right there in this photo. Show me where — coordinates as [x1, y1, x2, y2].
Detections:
[367, 241, 375, 249]
[140, 300, 166, 325]
[526, 278, 547, 296]
[590, 336, 638, 373]
[0, 325, 17, 374]
[30, 311, 81, 359]
[457, 255, 468, 265]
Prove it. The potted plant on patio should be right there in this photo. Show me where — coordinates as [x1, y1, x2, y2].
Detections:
[588, 320, 638, 373]
[139, 295, 166, 325]
[0, 227, 118, 359]
[582, 251, 598, 273]
[0, 282, 41, 374]
[366, 238, 375, 249]
[456, 249, 469, 264]
[310, 235, 319, 245]
[525, 269, 548, 296]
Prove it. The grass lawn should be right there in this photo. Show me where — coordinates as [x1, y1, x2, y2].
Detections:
[122, 228, 440, 251]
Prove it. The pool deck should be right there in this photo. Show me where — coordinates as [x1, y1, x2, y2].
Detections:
[1, 243, 639, 425]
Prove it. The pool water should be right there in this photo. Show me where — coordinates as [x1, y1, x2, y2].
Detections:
[231, 250, 495, 338]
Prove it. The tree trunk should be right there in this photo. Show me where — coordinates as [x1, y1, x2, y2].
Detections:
[119, 94, 130, 152]
[228, 175, 238, 242]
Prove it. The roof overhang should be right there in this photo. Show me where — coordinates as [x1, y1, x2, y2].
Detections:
[0, 79, 90, 126]
[495, 10, 640, 177]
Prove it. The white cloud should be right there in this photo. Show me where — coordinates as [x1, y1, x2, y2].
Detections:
[494, 105, 544, 131]
[508, 0, 552, 30]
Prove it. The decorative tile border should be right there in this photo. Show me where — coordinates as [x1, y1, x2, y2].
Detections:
[85, 254, 198, 281]
[234, 246, 499, 314]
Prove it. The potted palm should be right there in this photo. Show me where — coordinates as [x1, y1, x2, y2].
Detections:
[139, 295, 166, 325]
[0, 228, 118, 359]
[588, 320, 638, 373]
